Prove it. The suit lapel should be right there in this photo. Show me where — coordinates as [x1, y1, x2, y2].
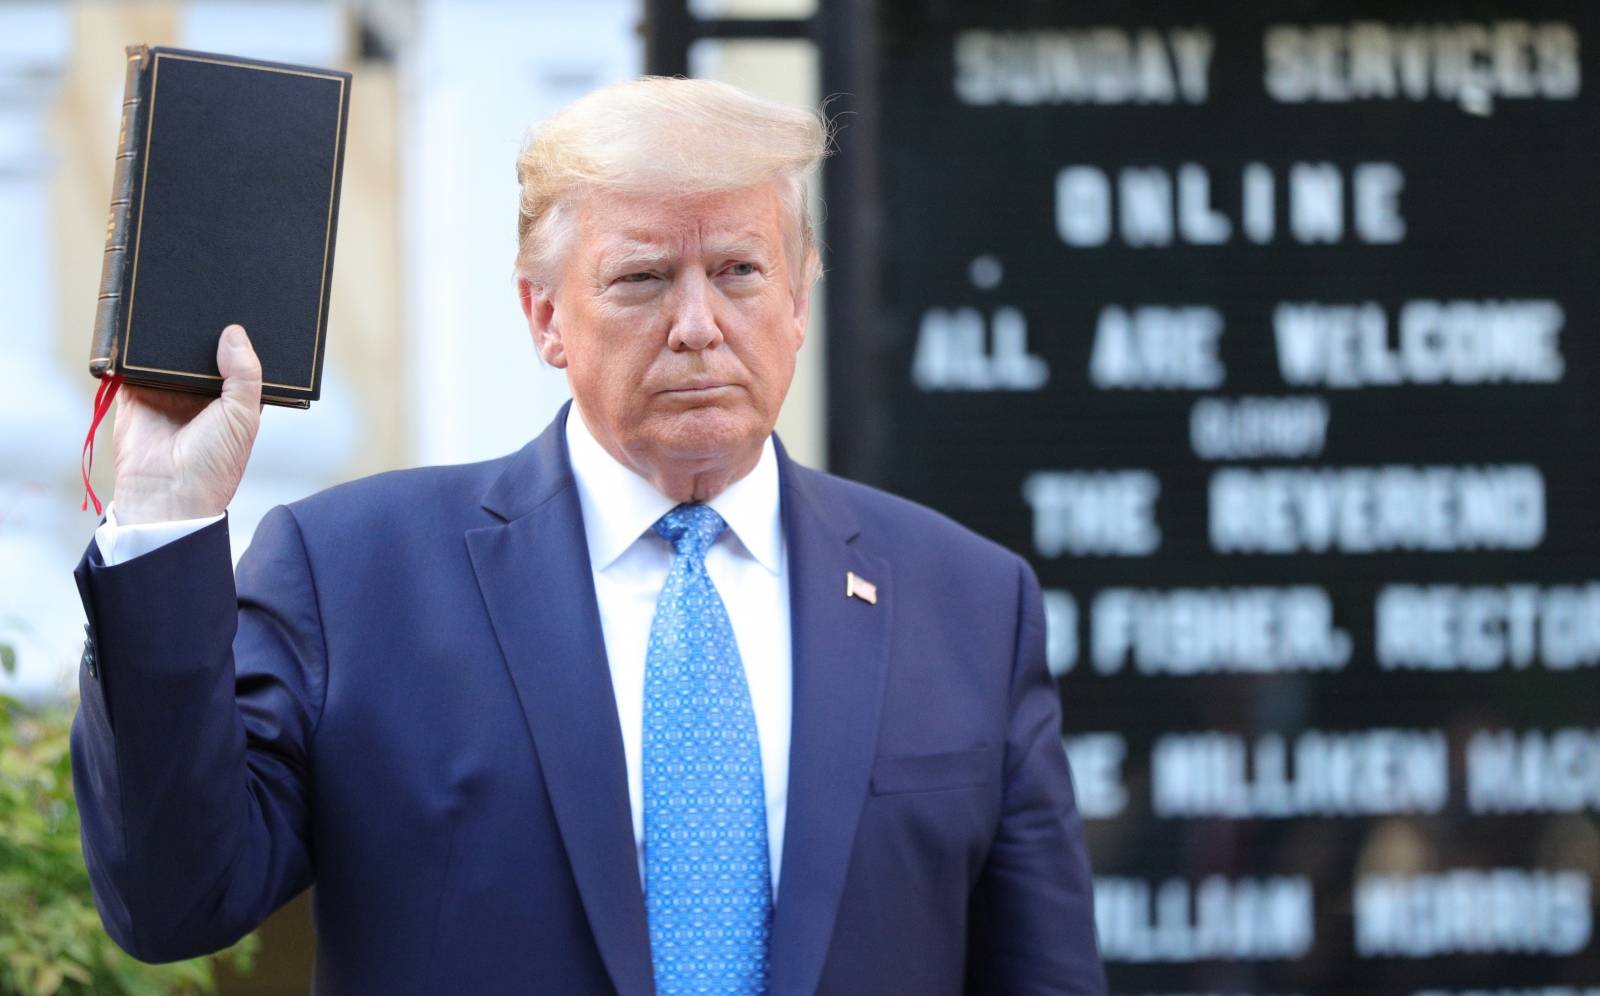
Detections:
[463, 420, 891, 996]
[769, 454, 892, 996]
[465, 409, 655, 996]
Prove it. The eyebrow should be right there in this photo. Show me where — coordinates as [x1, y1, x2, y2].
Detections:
[596, 242, 673, 274]
[703, 237, 776, 261]
[705, 225, 779, 254]
[596, 234, 778, 274]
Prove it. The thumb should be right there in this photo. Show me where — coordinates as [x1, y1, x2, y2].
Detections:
[217, 323, 263, 410]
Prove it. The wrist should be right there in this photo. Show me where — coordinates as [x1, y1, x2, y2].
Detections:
[111, 481, 230, 525]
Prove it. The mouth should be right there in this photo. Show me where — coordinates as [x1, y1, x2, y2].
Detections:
[659, 381, 734, 396]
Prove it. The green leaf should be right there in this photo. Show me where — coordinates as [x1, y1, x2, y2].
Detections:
[35, 963, 65, 995]
[0, 701, 260, 995]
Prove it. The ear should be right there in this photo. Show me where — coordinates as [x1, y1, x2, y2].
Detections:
[518, 276, 568, 368]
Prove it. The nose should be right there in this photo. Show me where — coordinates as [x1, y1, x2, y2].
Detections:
[666, 269, 723, 352]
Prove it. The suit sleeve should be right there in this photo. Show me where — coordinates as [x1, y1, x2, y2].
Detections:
[71, 507, 326, 963]
[965, 557, 1107, 995]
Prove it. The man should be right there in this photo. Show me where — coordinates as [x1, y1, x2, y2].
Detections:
[73, 77, 1105, 994]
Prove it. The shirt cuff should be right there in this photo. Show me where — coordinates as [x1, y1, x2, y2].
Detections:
[95, 503, 226, 566]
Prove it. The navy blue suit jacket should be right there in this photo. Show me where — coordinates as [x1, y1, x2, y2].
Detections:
[71, 407, 1104, 994]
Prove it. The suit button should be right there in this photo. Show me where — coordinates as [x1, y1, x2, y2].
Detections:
[82, 624, 99, 679]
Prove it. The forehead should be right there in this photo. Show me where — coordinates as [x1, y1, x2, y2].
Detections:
[573, 183, 787, 255]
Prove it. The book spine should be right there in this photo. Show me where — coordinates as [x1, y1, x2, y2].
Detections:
[89, 46, 151, 377]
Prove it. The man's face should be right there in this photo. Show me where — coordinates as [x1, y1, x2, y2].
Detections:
[522, 182, 810, 495]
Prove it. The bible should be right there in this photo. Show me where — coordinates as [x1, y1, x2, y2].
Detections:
[90, 44, 351, 408]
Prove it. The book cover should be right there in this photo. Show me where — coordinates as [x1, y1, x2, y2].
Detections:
[90, 45, 351, 409]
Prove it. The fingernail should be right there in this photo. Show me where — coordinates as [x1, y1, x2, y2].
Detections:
[224, 324, 246, 347]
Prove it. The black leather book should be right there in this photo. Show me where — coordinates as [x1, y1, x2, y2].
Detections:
[90, 45, 351, 409]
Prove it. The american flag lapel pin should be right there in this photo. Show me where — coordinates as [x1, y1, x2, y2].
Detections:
[846, 571, 878, 605]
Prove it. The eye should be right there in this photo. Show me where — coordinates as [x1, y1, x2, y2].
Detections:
[724, 262, 758, 277]
[617, 271, 655, 284]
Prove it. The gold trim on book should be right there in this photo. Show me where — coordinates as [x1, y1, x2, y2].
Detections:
[313, 75, 345, 388]
[121, 50, 346, 395]
[109, 360, 315, 392]
[121, 375, 311, 408]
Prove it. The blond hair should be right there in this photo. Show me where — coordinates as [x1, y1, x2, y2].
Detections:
[515, 76, 828, 288]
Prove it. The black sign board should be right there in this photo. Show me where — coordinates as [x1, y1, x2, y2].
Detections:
[825, 1, 1600, 991]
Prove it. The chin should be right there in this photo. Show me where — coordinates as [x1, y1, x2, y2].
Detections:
[645, 408, 765, 464]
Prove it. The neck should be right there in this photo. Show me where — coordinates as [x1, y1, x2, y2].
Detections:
[644, 451, 762, 504]
[571, 403, 763, 504]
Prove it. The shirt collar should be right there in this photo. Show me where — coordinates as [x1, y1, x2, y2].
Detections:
[565, 403, 784, 575]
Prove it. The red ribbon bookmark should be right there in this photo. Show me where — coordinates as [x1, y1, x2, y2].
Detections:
[80, 374, 124, 515]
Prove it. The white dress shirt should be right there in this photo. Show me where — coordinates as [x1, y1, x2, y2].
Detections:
[565, 407, 791, 894]
[92, 409, 794, 893]
[95, 507, 224, 565]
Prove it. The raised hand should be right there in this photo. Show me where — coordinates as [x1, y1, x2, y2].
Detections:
[111, 324, 263, 525]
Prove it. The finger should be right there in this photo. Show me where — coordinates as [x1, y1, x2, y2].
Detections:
[113, 384, 208, 445]
[117, 382, 207, 420]
[216, 324, 263, 411]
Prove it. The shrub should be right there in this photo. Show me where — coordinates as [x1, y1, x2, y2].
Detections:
[0, 650, 257, 995]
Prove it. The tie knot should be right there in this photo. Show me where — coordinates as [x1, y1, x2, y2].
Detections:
[652, 503, 728, 561]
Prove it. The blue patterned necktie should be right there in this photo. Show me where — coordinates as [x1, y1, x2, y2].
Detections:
[644, 503, 772, 995]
